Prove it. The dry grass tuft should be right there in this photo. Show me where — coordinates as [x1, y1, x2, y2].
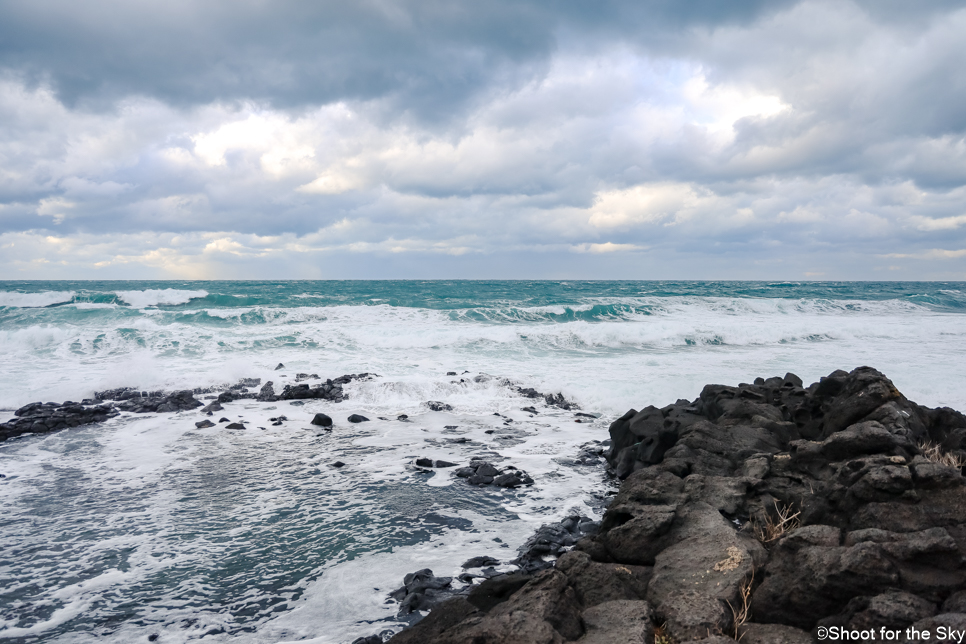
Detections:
[752, 500, 801, 543]
[919, 440, 966, 468]
[654, 622, 676, 644]
[725, 572, 754, 640]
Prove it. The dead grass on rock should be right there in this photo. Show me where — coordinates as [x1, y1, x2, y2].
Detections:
[752, 500, 800, 543]
[919, 440, 966, 468]
[654, 622, 677, 644]
[725, 572, 754, 640]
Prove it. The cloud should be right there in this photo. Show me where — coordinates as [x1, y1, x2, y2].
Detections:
[882, 249, 966, 260]
[911, 214, 966, 231]
[1, 0, 966, 278]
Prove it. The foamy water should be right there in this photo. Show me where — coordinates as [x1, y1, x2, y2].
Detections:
[1, 280, 965, 642]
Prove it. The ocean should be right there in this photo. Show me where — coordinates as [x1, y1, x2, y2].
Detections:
[1, 280, 965, 643]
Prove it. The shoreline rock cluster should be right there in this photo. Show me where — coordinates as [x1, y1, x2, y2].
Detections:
[0, 373, 382, 442]
[0, 400, 120, 442]
[455, 458, 535, 488]
[383, 367, 966, 644]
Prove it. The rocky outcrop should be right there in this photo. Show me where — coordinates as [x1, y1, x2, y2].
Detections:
[514, 385, 580, 410]
[387, 367, 966, 643]
[0, 372, 379, 442]
[455, 458, 535, 488]
[0, 400, 120, 441]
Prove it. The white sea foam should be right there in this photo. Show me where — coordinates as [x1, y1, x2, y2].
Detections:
[0, 290, 75, 308]
[115, 288, 208, 308]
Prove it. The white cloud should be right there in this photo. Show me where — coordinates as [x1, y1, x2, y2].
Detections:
[911, 214, 966, 231]
[1, 1, 966, 278]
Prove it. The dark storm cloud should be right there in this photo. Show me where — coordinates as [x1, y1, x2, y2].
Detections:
[0, 0, 796, 114]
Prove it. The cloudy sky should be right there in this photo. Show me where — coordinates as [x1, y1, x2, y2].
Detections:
[1, 0, 965, 279]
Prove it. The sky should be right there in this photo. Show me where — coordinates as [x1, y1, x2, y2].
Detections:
[1, 0, 965, 280]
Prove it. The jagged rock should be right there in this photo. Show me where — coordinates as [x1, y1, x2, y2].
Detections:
[457, 460, 534, 489]
[426, 401, 454, 412]
[513, 515, 598, 573]
[257, 381, 276, 401]
[514, 386, 580, 410]
[0, 399, 119, 441]
[389, 569, 457, 616]
[385, 368, 966, 644]
[555, 550, 650, 607]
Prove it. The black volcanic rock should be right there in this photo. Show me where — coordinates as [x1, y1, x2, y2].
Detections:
[311, 413, 333, 427]
[387, 367, 966, 644]
[455, 459, 534, 488]
[0, 400, 119, 441]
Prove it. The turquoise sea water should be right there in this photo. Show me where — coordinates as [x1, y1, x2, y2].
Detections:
[1, 281, 965, 642]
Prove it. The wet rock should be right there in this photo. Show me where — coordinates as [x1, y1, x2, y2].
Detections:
[195, 419, 215, 428]
[225, 422, 245, 429]
[389, 569, 457, 616]
[457, 460, 534, 488]
[348, 414, 369, 423]
[201, 401, 223, 413]
[0, 399, 120, 442]
[219, 417, 230, 423]
[331, 461, 345, 468]
[415, 458, 458, 468]
[257, 381, 276, 401]
[462, 556, 500, 569]
[311, 413, 333, 427]
[275, 363, 284, 370]
[513, 515, 598, 573]
[514, 385, 580, 410]
[426, 401, 453, 412]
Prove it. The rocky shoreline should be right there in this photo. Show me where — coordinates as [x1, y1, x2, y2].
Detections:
[5, 366, 966, 643]
[380, 367, 966, 644]
[0, 372, 576, 443]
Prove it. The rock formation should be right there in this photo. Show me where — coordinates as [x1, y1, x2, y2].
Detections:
[386, 367, 966, 643]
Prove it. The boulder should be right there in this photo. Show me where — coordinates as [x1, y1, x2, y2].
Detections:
[311, 413, 333, 427]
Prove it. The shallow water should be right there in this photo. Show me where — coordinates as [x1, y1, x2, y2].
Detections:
[2, 281, 965, 642]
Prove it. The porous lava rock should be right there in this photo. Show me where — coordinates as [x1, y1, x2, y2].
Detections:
[386, 367, 966, 643]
